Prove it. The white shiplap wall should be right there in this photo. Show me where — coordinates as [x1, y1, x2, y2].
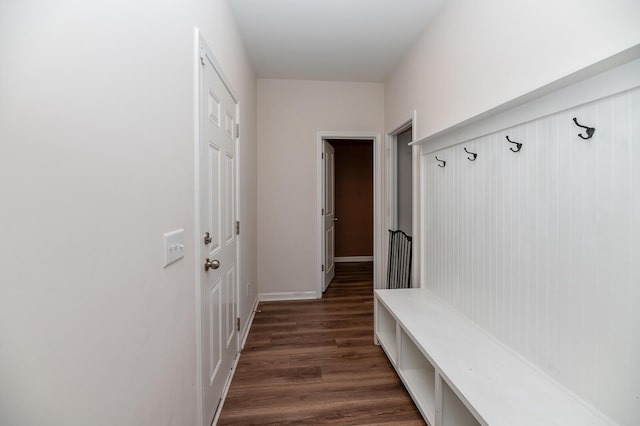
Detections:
[422, 87, 640, 425]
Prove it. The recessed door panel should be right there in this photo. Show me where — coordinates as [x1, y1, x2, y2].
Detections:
[208, 142, 221, 254]
[225, 153, 234, 244]
[208, 280, 221, 385]
[208, 90, 220, 127]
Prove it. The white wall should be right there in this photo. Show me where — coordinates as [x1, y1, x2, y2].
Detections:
[0, 1, 257, 425]
[257, 79, 384, 298]
[385, 0, 640, 138]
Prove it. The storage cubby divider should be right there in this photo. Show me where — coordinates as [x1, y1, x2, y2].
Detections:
[374, 297, 397, 364]
[439, 375, 480, 426]
[399, 328, 436, 425]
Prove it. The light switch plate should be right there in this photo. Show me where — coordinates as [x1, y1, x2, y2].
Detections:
[163, 229, 185, 267]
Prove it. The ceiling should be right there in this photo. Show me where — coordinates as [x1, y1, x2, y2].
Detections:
[229, 0, 447, 82]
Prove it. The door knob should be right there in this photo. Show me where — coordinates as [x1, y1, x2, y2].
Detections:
[204, 258, 220, 271]
[333, 218, 339, 222]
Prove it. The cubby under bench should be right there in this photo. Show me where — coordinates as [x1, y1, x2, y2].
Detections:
[374, 289, 614, 426]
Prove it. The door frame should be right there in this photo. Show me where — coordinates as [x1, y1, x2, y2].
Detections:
[316, 131, 382, 294]
[386, 111, 419, 287]
[194, 29, 241, 426]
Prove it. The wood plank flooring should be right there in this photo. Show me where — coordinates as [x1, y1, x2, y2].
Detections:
[217, 262, 424, 425]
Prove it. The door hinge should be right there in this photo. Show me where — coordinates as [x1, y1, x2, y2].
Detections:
[236, 317, 240, 332]
[322, 153, 324, 160]
[321, 264, 325, 272]
[321, 208, 324, 216]
[235, 123, 240, 139]
[235, 221, 240, 235]
[199, 47, 205, 66]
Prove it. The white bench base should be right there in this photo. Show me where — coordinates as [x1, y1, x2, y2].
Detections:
[375, 289, 614, 426]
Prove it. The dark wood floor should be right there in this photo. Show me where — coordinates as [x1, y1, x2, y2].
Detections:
[217, 262, 424, 425]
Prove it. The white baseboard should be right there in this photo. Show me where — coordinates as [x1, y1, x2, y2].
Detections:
[335, 256, 374, 263]
[258, 291, 320, 301]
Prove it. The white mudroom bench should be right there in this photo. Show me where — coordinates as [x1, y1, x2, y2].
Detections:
[374, 288, 615, 426]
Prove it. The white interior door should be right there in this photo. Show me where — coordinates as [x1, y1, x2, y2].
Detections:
[198, 42, 238, 426]
[323, 141, 336, 291]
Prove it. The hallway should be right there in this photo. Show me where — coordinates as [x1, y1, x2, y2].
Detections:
[218, 262, 424, 425]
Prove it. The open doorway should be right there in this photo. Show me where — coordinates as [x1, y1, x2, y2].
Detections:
[317, 132, 382, 296]
[388, 115, 417, 287]
[330, 139, 374, 265]
[395, 128, 412, 234]
[322, 139, 374, 293]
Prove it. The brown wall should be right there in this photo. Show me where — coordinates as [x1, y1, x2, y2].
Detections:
[330, 140, 373, 257]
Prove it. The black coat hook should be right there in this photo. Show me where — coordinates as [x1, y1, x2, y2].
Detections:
[435, 156, 446, 167]
[464, 147, 477, 161]
[505, 136, 523, 153]
[573, 117, 595, 140]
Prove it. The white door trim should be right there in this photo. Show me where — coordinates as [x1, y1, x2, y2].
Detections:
[386, 111, 419, 287]
[316, 131, 382, 293]
[194, 28, 241, 426]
